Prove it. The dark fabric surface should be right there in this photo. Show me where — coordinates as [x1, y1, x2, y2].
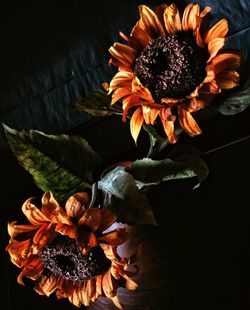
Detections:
[1, 1, 250, 309]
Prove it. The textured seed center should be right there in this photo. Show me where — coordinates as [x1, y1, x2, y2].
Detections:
[39, 236, 111, 282]
[134, 32, 208, 101]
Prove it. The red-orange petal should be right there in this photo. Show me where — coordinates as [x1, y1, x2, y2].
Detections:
[182, 3, 200, 31]
[34, 274, 58, 296]
[178, 105, 202, 137]
[98, 209, 117, 232]
[7, 221, 38, 239]
[205, 18, 228, 44]
[138, 5, 165, 38]
[32, 223, 57, 253]
[216, 70, 240, 89]
[130, 107, 144, 143]
[195, 6, 212, 48]
[142, 106, 160, 125]
[42, 191, 72, 225]
[17, 257, 44, 285]
[6, 238, 32, 267]
[164, 4, 182, 33]
[78, 208, 102, 231]
[211, 52, 242, 74]
[22, 198, 49, 225]
[109, 43, 136, 68]
[98, 228, 128, 246]
[207, 37, 225, 62]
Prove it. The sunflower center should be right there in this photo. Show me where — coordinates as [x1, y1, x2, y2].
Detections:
[134, 32, 208, 101]
[39, 236, 111, 282]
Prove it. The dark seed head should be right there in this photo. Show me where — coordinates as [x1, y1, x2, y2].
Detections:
[39, 236, 111, 282]
[134, 32, 208, 101]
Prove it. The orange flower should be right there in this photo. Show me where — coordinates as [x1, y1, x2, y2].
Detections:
[6, 191, 137, 309]
[108, 3, 241, 143]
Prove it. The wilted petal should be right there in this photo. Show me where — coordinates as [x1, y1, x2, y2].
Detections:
[55, 223, 77, 239]
[109, 71, 134, 93]
[22, 198, 49, 225]
[17, 257, 43, 285]
[6, 238, 32, 267]
[195, 6, 212, 48]
[111, 87, 132, 105]
[42, 191, 71, 225]
[7, 221, 38, 239]
[130, 22, 152, 50]
[130, 107, 144, 143]
[32, 223, 57, 253]
[78, 208, 102, 231]
[98, 228, 128, 247]
[142, 106, 159, 125]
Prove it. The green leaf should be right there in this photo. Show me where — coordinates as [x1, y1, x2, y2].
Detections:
[3, 125, 93, 203]
[131, 145, 208, 190]
[73, 89, 123, 117]
[217, 79, 250, 115]
[98, 166, 157, 225]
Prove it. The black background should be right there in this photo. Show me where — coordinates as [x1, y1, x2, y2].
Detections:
[1, 1, 250, 309]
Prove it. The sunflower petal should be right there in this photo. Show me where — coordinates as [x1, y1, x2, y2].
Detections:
[205, 19, 228, 44]
[195, 6, 212, 48]
[164, 4, 182, 33]
[207, 38, 225, 62]
[138, 5, 165, 38]
[102, 270, 116, 298]
[130, 22, 152, 50]
[109, 71, 134, 93]
[55, 223, 77, 238]
[130, 107, 144, 143]
[98, 228, 128, 246]
[32, 223, 56, 253]
[42, 191, 72, 225]
[216, 70, 240, 89]
[211, 52, 242, 74]
[109, 43, 136, 68]
[142, 106, 160, 125]
[7, 221, 38, 239]
[34, 274, 58, 296]
[182, 3, 200, 31]
[6, 238, 32, 267]
[17, 257, 43, 285]
[111, 87, 132, 105]
[78, 208, 102, 231]
[99, 209, 117, 232]
[22, 198, 49, 225]
[178, 105, 202, 137]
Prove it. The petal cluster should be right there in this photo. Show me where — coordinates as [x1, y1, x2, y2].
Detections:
[108, 3, 241, 143]
[6, 191, 137, 309]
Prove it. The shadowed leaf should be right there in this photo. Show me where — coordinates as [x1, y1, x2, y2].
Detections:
[3, 125, 93, 203]
[73, 89, 123, 116]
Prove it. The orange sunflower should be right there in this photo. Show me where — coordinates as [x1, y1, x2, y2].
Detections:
[108, 3, 241, 143]
[6, 191, 137, 309]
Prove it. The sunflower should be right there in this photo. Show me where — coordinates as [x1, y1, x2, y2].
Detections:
[108, 3, 241, 143]
[6, 191, 137, 309]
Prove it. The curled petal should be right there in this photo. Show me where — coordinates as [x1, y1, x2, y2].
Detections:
[98, 228, 129, 247]
[138, 5, 165, 38]
[6, 238, 32, 267]
[122, 94, 142, 122]
[7, 221, 38, 239]
[109, 43, 136, 68]
[102, 270, 117, 299]
[142, 106, 160, 125]
[78, 208, 102, 231]
[111, 87, 132, 105]
[77, 229, 97, 254]
[205, 19, 228, 44]
[42, 191, 72, 225]
[216, 70, 240, 89]
[22, 198, 49, 225]
[55, 222, 77, 239]
[182, 3, 200, 31]
[32, 223, 57, 253]
[178, 105, 202, 137]
[130, 107, 144, 143]
[17, 257, 44, 285]
[164, 4, 182, 33]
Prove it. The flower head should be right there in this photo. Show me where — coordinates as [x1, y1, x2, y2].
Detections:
[108, 3, 241, 143]
[6, 191, 137, 309]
